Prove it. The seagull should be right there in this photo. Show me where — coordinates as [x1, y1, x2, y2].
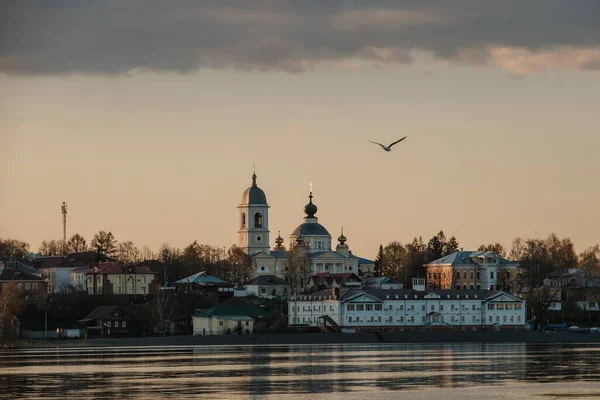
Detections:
[368, 136, 407, 152]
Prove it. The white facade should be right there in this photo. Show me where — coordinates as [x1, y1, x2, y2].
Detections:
[105, 273, 154, 295]
[288, 289, 526, 331]
[70, 269, 88, 291]
[238, 173, 271, 255]
[246, 284, 290, 298]
[192, 316, 254, 335]
[41, 266, 73, 293]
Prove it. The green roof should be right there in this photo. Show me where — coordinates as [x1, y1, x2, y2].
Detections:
[291, 222, 330, 237]
[193, 306, 272, 319]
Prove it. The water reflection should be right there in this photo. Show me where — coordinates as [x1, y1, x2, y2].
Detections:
[1, 343, 600, 399]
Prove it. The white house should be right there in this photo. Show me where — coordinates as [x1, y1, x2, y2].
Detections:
[245, 275, 290, 298]
[192, 306, 271, 335]
[288, 278, 526, 331]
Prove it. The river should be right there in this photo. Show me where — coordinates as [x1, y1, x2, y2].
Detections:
[1, 343, 600, 399]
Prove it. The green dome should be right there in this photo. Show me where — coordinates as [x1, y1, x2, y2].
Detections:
[240, 173, 267, 205]
[291, 223, 330, 237]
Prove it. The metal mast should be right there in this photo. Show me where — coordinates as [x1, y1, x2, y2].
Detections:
[61, 202, 68, 242]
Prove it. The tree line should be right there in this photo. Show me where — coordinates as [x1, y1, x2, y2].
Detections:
[0, 233, 253, 287]
[2, 230, 600, 292]
[372, 231, 599, 291]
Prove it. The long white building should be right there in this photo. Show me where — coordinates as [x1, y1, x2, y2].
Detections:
[288, 278, 526, 331]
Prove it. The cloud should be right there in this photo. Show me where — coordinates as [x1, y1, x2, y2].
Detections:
[1, 1, 599, 77]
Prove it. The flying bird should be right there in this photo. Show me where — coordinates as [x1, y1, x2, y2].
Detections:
[368, 136, 407, 152]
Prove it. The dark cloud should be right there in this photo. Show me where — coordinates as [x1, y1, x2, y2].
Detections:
[1, 1, 599, 76]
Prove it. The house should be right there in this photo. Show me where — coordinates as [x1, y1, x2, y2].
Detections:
[245, 275, 290, 298]
[424, 250, 520, 292]
[173, 272, 234, 297]
[544, 269, 600, 312]
[363, 276, 404, 290]
[192, 306, 272, 335]
[33, 256, 91, 293]
[70, 266, 89, 291]
[77, 306, 128, 337]
[0, 264, 48, 305]
[288, 278, 526, 332]
[74, 262, 157, 296]
[32, 252, 111, 293]
[308, 272, 362, 289]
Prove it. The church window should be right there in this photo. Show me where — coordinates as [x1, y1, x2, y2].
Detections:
[260, 266, 266, 271]
[254, 213, 263, 228]
[241, 213, 246, 228]
[257, 236, 261, 242]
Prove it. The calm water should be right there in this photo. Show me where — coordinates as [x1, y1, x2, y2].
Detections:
[1, 343, 600, 399]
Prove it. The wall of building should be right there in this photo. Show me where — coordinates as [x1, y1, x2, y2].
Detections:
[246, 284, 290, 298]
[106, 273, 155, 295]
[288, 292, 526, 331]
[192, 317, 254, 335]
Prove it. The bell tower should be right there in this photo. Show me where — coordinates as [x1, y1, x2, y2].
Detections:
[238, 171, 270, 255]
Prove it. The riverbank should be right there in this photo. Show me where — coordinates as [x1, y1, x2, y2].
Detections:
[10, 331, 600, 349]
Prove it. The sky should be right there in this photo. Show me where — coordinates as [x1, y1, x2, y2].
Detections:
[1, 1, 600, 258]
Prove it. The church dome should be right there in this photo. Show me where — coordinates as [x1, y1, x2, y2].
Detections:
[304, 197, 317, 216]
[291, 222, 330, 237]
[240, 173, 267, 205]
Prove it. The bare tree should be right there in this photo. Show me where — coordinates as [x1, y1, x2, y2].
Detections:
[509, 237, 525, 261]
[116, 241, 141, 264]
[496, 266, 513, 292]
[478, 243, 506, 257]
[381, 241, 407, 283]
[284, 245, 312, 293]
[158, 243, 181, 285]
[579, 245, 600, 317]
[0, 284, 23, 343]
[90, 231, 118, 259]
[0, 238, 30, 262]
[528, 285, 561, 327]
[227, 245, 253, 286]
[155, 289, 175, 336]
[140, 245, 156, 261]
[38, 239, 68, 256]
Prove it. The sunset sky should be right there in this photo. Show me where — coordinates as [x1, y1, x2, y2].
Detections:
[1, 1, 599, 258]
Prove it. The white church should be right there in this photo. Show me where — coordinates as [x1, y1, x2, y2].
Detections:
[237, 172, 374, 280]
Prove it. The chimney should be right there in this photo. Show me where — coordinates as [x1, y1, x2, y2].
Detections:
[331, 287, 339, 299]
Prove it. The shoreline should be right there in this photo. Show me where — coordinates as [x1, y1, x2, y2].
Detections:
[9, 331, 600, 349]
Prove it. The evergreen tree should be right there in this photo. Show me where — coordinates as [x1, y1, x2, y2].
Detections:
[445, 236, 460, 254]
[427, 231, 447, 262]
[373, 244, 384, 277]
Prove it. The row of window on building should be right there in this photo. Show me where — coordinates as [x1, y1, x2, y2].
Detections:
[17, 282, 39, 291]
[428, 270, 513, 281]
[292, 315, 522, 325]
[293, 302, 523, 313]
[103, 320, 126, 328]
